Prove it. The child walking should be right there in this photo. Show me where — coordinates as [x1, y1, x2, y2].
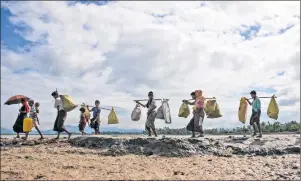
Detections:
[87, 100, 101, 135]
[28, 100, 44, 140]
[78, 107, 87, 136]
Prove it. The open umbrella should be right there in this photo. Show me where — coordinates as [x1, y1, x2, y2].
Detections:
[4, 95, 30, 105]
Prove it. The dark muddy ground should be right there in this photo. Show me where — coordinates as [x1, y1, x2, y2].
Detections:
[0, 134, 300, 180]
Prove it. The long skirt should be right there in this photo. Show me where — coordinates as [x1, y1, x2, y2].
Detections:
[186, 108, 205, 134]
[250, 109, 261, 125]
[78, 122, 86, 132]
[145, 111, 156, 131]
[13, 113, 27, 133]
[53, 110, 67, 132]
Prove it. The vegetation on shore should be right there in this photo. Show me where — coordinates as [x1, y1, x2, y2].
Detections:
[153, 121, 300, 135]
[1, 121, 299, 136]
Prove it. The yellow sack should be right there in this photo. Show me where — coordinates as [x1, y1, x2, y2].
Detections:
[238, 97, 248, 123]
[23, 117, 33, 132]
[108, 107, 119, 124]
[267, 97, 279, 120]
[206, 102, 222, 118]
[204, 98, 217, 115]
[60, 95, 78, 112]
[178, 103, 190, 118]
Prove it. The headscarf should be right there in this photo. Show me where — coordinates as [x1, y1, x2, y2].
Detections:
[195, 90, 203, 98]
[23, 100, 30, 113]
[195, 90, 206, 109]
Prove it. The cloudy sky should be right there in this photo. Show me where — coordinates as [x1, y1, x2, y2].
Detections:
[1, 1, 300, 131]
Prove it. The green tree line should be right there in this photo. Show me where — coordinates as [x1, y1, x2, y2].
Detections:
[151, 121, 300, 135]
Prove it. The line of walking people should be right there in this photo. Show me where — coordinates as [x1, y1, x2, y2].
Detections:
[12, 89, 263, 140]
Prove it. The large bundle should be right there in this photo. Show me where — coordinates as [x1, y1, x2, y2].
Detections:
[162, 100, 172, 124]
[60, 95, 78, 112]
[204, 99, 222, 118]
[156, 105, 164, 119]
[178, 102, 190, 118]
[206, 103, 222, 118]
[131, 104, 141, 121]
[108, 107, 119, 124]
[267, 97, 279, 120]
[81, 103, 91, 121]
[204, 99, 216, 115]
[238, 97, 248, 123]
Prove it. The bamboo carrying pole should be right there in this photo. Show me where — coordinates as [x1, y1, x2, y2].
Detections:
[184, 97, 216, 101]
[246, 96, 277, 100]
[84, 104, 111, 111]
[133, 99, 170, 102]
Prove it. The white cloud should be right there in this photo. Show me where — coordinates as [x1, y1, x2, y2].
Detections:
[1, 1, 300, 132]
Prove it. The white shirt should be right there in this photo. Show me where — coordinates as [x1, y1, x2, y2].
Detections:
[54, 97, 64, 111]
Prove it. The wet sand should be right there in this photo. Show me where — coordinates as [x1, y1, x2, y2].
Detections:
[0, 135, 300, 180]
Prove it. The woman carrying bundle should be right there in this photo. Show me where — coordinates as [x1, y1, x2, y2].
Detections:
[136, 91, 158, 137]
[13, 98, 30, 139]
[186, 90, 206, 138]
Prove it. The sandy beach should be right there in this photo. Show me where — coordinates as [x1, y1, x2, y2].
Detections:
[0, 134, 300, 180]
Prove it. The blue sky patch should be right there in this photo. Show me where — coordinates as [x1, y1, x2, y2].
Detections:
[200, 2, 206, 7]
[39, 14, 51, 24]
[279, 24, 294, 34]
[1, 8, 32, 50]
[92, 42, 98, 49]
[151, 12, 173, 18]
[13, 68, 39, 74]
[277, 71, 285, 76]
[83, 24, 92, 31]
[240, 87, 277, 96]
[240, 24, 261, 40]
[68, 1, 108, 6]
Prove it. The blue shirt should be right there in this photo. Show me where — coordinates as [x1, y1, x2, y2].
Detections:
[92, 107, 101, 118]
[252, 98, 261, 112]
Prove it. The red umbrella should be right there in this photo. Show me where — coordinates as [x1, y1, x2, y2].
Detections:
[4, 95, 30, 105]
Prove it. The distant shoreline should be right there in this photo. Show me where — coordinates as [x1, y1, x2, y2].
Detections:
[1, 131, 298, 136]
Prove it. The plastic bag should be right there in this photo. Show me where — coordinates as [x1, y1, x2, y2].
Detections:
[204, 99, 216, 115]
[267, 96, 279, 120]
[108, 107, 119, 124]
[205, 99, 222, 119]
[162, 100, 172, 124]
[206, 102, 222, 118]
[178, 103, 190, 118]
[156, 105, 164, 119]
[238, 97, 248, 123]
[131, 104, 141, 121]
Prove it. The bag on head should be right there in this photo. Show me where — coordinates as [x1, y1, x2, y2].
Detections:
[131, 104, 142, 121]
